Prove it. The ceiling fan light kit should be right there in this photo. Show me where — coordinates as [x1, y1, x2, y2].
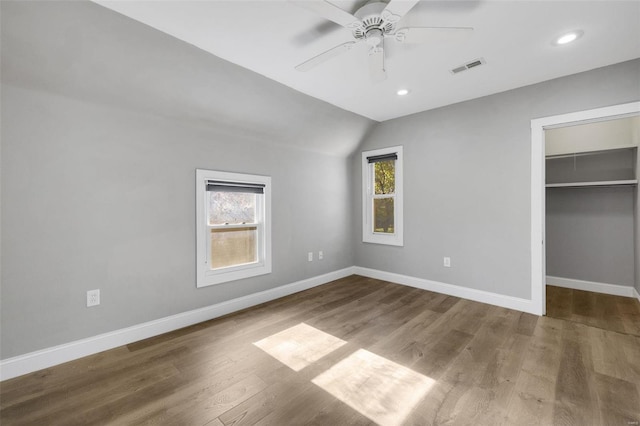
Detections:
[292, 0, 474, 82]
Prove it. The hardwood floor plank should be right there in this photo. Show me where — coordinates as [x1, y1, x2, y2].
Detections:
[621, 332, 640, 382]
[217, 378, 313, 426]
[546, 285, 573, 321]
[401, 380, 455, 425]
[594, 293, 626, 334]
[438, 384, 509, 426]
[2, 276, 639, 426]
[516, 312, 539, 336]
[304, 403, 375, 426]
[547, 285, 640, 336]
[59, 374, 189, 426]
[367, 298, 444, 356]
[409, 328, 474, 378]
[443, 299, 491, 335]
[0, 356, 181, 424]
[305, 282, 405, 340]
[164, 374, 267, 425]
[589, 326, 640, 383]
[250, 382, 336, 426]
[430, 307, 526, 425]
[618, 296, 640, 336]
[337, 287, 444, 348]
[552, 323, 597, 426]
[505, 316, 565, 425]
[113, 367, 267, 425]
[571, 289, 595, 318]
[0, 345, 132, 409]
[593, 372, 640, 425]
[430, 294, 460, 313]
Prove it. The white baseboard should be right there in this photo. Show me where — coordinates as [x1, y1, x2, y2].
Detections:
[0, 267, 355, 381]
[546, 276, 636, 298]
[634, 287, 640, 303]
[1, 266, 547, 381]
[353, 267, 538, 315]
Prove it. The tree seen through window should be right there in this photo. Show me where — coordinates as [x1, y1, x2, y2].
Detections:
[373, 160, 395, 233]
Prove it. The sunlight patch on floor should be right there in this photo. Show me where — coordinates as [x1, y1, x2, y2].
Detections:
[312, 349, 435, 426]
[253, 323, 347, 371]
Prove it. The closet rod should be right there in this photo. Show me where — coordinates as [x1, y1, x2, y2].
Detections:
[546, 179, 638, 188]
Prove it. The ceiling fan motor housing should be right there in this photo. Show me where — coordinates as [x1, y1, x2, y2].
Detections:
[352, 1, 396, 44]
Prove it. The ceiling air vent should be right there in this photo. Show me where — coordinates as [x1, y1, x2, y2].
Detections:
[451, 58, 486, 74]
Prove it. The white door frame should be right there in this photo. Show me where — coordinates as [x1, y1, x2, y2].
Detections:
[530, 101, 640, 316]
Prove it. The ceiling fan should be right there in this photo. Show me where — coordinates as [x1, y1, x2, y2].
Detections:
[292, 0, 473, 82]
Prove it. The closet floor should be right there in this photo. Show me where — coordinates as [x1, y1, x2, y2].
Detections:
[546, 285, 640, 336]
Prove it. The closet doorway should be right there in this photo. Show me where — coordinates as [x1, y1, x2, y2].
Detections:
[544, 116, 639, 332]
[530, 102, 640, 316]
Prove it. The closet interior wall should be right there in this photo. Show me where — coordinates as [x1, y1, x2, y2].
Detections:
[545, 117, 639, 291]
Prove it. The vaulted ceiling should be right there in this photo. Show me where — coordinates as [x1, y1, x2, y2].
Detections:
[94, 0, 640, 121]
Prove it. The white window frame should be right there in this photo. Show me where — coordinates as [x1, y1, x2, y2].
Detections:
[196, 169, 271, 287]
[362, 146, 403, 246]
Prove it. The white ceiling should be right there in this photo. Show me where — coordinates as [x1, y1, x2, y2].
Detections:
[94, 0, 640, 122]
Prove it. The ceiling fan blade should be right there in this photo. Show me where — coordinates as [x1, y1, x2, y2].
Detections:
[381, 0, 420, 24]
[290, 1, 362, 29]
[394, 27, 474, 44]
[295, 41, 358, 72]
[368, 44, 386, 83]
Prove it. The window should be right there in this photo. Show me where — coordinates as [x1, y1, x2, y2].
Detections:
[196, 169, 271, 287]
[362, 146, 403, 246]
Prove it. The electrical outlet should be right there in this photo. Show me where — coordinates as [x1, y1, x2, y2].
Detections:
[318, 250, 324, 260]
[308, 252, 313, 262]
[444, 257, 451, 268]
[87, 289, 100, 307]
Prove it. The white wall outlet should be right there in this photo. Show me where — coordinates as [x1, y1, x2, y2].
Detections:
[308, 252, 313, 262]
[87, 289, 100, 307]
[318, 250, 324, 260]
[444, 257, 451, 268]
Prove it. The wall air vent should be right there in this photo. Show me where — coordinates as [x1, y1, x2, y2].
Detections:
[451, 58, 486, 74]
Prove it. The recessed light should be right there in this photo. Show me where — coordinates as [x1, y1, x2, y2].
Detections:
[397, 89, 409, 96]
[553, 30, 583, 46]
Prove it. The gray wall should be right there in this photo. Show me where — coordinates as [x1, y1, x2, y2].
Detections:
[0, 2, 372, 359]
[546, 187, 635, 286]
[352, 59, 640, 300]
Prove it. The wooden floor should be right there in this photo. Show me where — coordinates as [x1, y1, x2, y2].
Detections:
[547, 285, 640, 336]
[2, 276, 639, 425]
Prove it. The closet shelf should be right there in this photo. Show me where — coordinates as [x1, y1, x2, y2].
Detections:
[545, 146, 636, 160]
[546, 179, 638, 188]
